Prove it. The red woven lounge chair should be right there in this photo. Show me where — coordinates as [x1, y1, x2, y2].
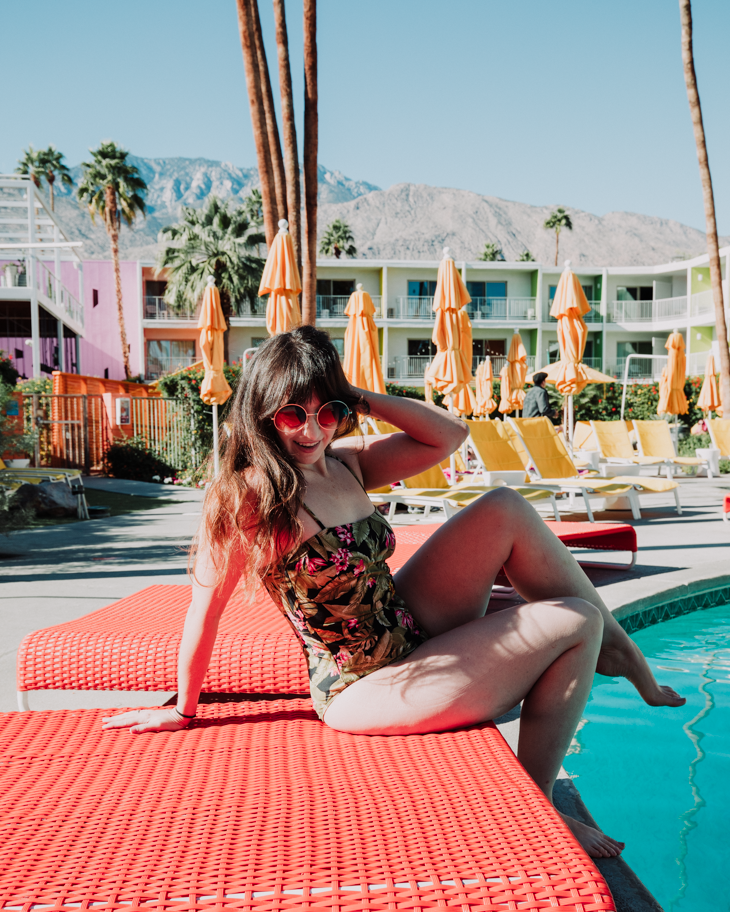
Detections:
[0, 699, 616, 911]
[17, 521, 637, 709]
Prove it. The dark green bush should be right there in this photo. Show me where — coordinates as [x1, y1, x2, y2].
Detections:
[0, 354, 19, 387]
[104, 437, 178, 482]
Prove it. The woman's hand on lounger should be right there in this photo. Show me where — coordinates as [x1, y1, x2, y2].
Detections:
[101, 707, 191, 734]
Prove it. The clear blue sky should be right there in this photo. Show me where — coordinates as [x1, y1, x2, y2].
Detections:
[2, 0, 729, 232]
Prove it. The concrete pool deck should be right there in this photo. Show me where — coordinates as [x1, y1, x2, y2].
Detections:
[1, 472, 729, 911]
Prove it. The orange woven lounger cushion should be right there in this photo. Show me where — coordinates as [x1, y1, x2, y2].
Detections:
[17, 521, 638, 695]
[0, 699, 616, 911]
[17, 524, 440, 694]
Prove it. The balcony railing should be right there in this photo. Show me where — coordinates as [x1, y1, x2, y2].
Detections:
[607, 295, 688, 324]
[548, 302, 603, 323]
[605, 358, 662, 381]
[466, 297, 537, 321]
[387, 354, 536, 381]
[392, 296, 537, 321]
[145, 296, 198, 321]
[690, 290, 715, 318]
[687, 351, 711, 375]
[316, 295, 382, 318]
[34, 257, 84, 328]
[145, 354, 198, 381]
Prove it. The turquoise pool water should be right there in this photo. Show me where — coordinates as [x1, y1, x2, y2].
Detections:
[562, 602, 730, 912]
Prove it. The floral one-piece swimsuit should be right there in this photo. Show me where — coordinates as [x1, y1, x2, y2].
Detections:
[259, 460, 428, 719]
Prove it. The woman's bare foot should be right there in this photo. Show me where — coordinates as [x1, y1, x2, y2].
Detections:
[558, 811, 625, 858]
[597, 637, 686, 707]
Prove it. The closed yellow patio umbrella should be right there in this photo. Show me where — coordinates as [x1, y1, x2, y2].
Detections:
[658, 331, 688, 416]
[198, 276, 232, 475]
[546, 261, 591, 396]
[259, 219, 302, 335]
[697, 353, 720, 414]
[343, 284, 385, 394]
[474, 357, 496, 417]
[424, 247, 476, 418]
[498, 333, 527, 414]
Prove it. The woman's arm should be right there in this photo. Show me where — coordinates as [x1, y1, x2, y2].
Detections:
[101, 537, 243, 733]
[333, 386, 468, 491]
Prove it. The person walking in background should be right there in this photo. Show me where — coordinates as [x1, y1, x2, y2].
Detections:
[522, 371, 555, 418]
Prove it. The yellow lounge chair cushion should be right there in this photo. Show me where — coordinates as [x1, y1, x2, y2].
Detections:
[708, 419, 730, 457]
[466, 420, 529, 480]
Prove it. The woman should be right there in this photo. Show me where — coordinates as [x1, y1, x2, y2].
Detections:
[104, 326, 684, 858]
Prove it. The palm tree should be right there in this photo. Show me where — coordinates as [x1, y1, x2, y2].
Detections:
[680, 0, 730, 413]
[319, 220, 356, 259]
[77, 141, 147, 380]
[15, 146, 43, 188]
[236, 0, 277, 247]
[302, 0, 318, 325]
[37, 146, 73, 211]
[543, 207, 573, 266]
[157, 197, 265, 362]
[273, 0, 301, 271]
[517, 249, 535, 262]
[250, 0, 287, 224]
[478, 242, 504, 262]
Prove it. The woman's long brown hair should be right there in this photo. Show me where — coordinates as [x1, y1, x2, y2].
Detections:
[194, 325, 366, 591]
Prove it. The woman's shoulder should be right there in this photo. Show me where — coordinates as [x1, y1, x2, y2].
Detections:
[327, 440, 365, 484]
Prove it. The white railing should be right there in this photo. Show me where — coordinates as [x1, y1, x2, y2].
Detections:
[388, 354, 536, 381]
[393, 296, 435, 320]
[34, 256, 84, 327]
[606, 358, 662, 381]
[607, 295, 688, 324]
[466, 297, 537, 321]
[686, 351, 711, 376]
[548, 302, 603, 323]
[654, 295, 688, 322]
[317, 295, 382, 318]
[691, 290, 715, 318]
[145, 354, 198, 381]
[144, 296, 198, 321]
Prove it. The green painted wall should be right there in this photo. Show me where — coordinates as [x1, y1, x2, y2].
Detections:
[691, 267, 711, 294]
[689, 325, 713, 354]
[524, 328, 537, 356]
[594, 273, 602, 302]
[593, 333, 603, 359]
[530, 270, 538, 297]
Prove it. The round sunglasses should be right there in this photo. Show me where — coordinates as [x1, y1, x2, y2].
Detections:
[272, 399, 351, 433]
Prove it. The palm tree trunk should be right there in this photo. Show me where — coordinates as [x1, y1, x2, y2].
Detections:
[554, 229, 559, 267]
[680, 0, 730, 413]
[273, 0, 302, 272]
[236, 0, 277, 247]
[302, 0, 318, 326]
[105, 186, 132, 380]
[48, 175, 55, 211]
[251, 0, 287, 224]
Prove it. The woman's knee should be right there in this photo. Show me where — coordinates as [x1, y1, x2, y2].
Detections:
[476, 486, 527, 520]
[558, 597, 604, 638]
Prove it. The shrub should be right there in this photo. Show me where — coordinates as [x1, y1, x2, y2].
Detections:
[104, 436, 178, 482]
[0, 352, 19, 387]
[720, 459, 730, 474]
[155, 363, 242, 454]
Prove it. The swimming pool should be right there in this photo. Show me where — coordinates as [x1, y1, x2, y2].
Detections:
[562, 601, 730, 912]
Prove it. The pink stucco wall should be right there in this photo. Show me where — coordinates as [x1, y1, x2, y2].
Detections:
[78, 260, 142, 380]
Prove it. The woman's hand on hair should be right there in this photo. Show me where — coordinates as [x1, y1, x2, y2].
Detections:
[101, 707, 192, 734]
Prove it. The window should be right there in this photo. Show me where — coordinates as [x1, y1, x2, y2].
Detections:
[408, 339, 436, 357]
[146, 339, 196, 377]
[316, 279, 355, 297]
[617, 287, 652, 301]
[146, 280, 167, 298]
[407, 280, 437, 297]
[104, 368, 109, 379]
[92, 289, 99, 308]
[617, 341, 652, 359]
[331, 338, 345, 359]
[251, 337, 266, 348]
[549, 285, 557, 301]
[472, 339, 485, 358]
[582, 285, 593, 301]
[485, 340, 506, 357]
[486, 282, 506, 300]
[467, 281, 485, 299]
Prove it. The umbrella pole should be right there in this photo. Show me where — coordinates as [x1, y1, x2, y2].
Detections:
[449, 395, 456, 486]
[568, 394, 574, 456]
[212, 403, 220, 477]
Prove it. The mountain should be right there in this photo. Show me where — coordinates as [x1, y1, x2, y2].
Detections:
[52, 156, 725, 266]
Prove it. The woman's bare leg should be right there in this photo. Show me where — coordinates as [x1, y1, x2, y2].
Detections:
[394, 488, 684, 708]
[325, 596, 623, 857]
